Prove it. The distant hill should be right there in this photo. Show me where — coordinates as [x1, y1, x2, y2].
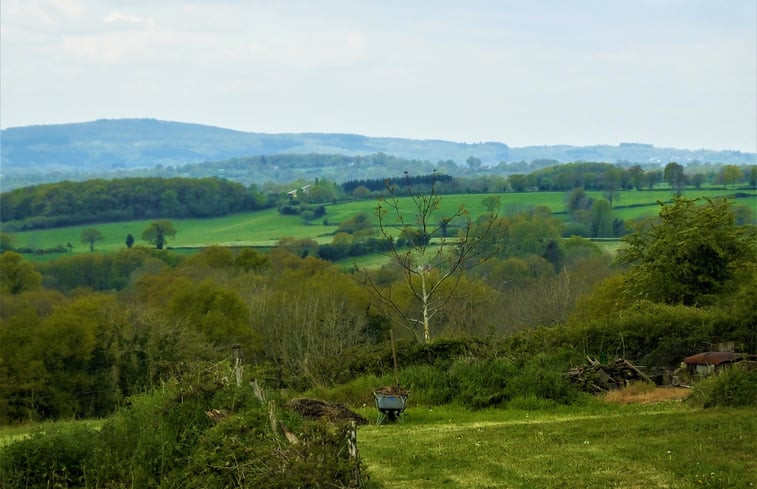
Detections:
[1, 118, 754, 189]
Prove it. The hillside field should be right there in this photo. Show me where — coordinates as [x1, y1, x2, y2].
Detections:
[5, 189, 754, 257]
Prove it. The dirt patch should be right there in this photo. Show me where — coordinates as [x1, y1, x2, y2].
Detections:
[603, 385, 691, 404]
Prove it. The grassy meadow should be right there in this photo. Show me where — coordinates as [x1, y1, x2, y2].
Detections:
[5, 188, 754, 258]
[356, 402, 755, 489]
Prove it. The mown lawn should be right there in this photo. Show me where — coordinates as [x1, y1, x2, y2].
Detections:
[357, 403, 756, 489]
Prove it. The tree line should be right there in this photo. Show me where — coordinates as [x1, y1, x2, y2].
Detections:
[3, 162, 755, 233]
[0, 177, 274, 231]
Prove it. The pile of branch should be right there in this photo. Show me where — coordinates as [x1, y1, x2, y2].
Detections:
[288, 398, 367, 425]
[566, 357, 653, 394]
[374, 385, 410, 397]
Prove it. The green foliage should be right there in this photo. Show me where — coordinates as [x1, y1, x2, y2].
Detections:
[167, 278, 256, 349]
[36, 246, 179, 291]
[0, 422, 99, 488]
[0, 376, 364, 488]
[688, 364, 757, 408]
[142, 219, 177, 249]
[79, 228, 103, 251]
[510, 353, 579, 405]
[1, 176, 264, 230]
[306, 373, 395, 406]
[663, 161, 686, 194]
[448, 357, 518, 408]
[399, 365, 452, 405]
[0, 251, 42, 294]
[616, 197, 757, 305]
[0, 233, 15, 252]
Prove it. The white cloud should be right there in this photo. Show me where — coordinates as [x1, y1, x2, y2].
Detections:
[1, 0, 755, 152]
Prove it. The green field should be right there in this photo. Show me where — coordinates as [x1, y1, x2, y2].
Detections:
[3, 403, 753, 488]
[356, 403, 756, 489]
[5, 189, 754, 257]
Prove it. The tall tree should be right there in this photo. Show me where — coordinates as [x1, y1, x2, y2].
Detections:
[466, 156, 482, 171]
[364, 173, 498, 343]
[141, 220, 177, 249]
[0, 252, 42, 295]
[627, 165, 644, 190]
[720, 165, 744, 189]
[80, 228, 104, 251]
[616, 197, 757, 306]
[663, 162, 686, 195]
[590, 199, 614, 238]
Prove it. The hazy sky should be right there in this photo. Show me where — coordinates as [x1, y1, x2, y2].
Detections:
[2, 0, 755, 152]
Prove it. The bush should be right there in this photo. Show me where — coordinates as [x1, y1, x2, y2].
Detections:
[509, 353, 580, 405]
[181, 414, 361, 489]
[306, 373, 395, 406]
[689, 363, 757, 408]
[448, 357, 519, 409]
[399, 365, 452, 405]
[1, 374, 367, 488]
[0, 423, 98, 488]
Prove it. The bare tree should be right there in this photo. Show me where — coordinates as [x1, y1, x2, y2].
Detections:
[364, 173, 499, 343]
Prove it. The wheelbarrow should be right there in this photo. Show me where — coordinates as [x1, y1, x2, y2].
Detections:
[373, 391, 407, 425]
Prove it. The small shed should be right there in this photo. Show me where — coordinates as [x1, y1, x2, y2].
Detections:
[683, 352, 753, 377]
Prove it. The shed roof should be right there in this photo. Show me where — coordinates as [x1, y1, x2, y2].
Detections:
[683, 352, 746, 366]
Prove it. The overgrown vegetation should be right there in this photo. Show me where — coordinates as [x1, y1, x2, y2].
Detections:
[0, 371, 364, 488]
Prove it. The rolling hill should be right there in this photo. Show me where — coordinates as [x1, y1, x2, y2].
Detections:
[2, 119, 754, 189]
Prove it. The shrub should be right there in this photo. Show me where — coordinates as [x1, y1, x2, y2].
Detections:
[509, 353, 580, 405]
[0, 423, 98, 488]
[688, 363, 757, 408]
[181, 414, 362, 489]
[448, 357, 519, 409]
[399, 365, 452, 405]
[306, 373, 395, 406]
[1, 370, 368, 488]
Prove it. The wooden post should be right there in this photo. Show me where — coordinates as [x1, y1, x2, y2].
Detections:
[347, 420, 362, 487]
[390, 328, 399, 387]
[232, 344, 243, 387]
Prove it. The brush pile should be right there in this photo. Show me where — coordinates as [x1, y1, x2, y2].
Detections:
[373, 385, 410, 397]
[566, 357, 653, 394]
[287, 398, 367, 425]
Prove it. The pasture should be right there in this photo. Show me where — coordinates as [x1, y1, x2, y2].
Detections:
[5, 189, 754, 257]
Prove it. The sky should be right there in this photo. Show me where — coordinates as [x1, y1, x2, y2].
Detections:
[1, 0, 756, 152]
